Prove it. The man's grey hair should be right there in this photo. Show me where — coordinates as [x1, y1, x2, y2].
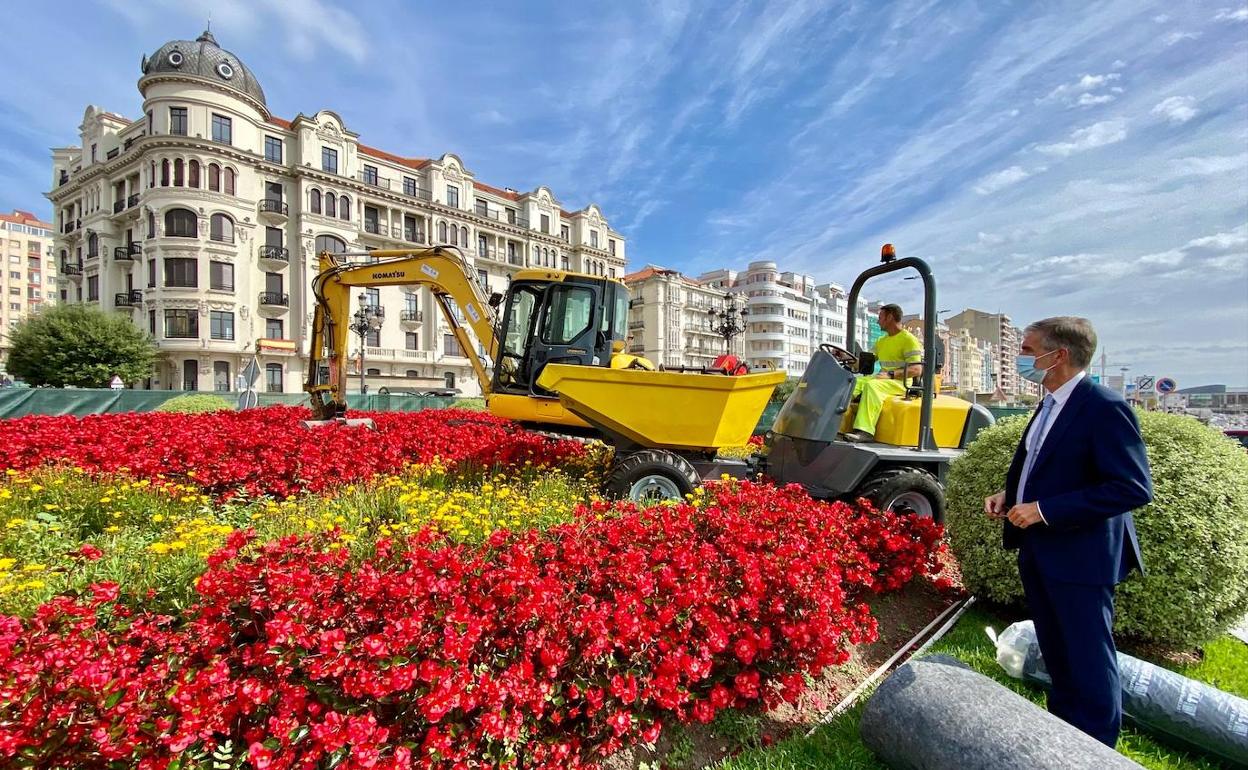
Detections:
[1025, 316, 1097, 369]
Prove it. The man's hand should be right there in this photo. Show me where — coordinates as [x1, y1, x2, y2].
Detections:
[874, 371, 892, 379]
[1006, 501, 1044, 528]
[984, 491, 1006, 518]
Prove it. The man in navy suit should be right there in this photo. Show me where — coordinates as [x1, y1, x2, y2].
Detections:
[984, 316, 1153, 747]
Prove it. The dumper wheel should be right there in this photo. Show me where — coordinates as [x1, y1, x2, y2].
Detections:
[856, 468, 945, 523]
[606, 449, 700, 504]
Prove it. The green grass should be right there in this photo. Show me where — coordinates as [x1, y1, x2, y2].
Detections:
[718, 605, 1245, 770]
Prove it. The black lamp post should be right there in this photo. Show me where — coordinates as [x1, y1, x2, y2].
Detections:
[349, 292, 385, 394]
[708, 293, 749, 354]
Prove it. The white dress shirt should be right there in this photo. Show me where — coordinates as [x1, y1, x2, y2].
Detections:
[1018, 370, 1086, 519]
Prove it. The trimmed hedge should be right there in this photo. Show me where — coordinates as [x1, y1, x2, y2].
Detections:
[153, 393, 234, 414]
[947, 411, 1248, 647]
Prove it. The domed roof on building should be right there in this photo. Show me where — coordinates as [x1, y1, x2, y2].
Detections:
[140, 30, 266, 111]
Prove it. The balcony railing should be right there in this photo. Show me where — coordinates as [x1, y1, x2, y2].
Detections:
[113, 199, 125, 214]
[400, 310, 424, 323]
[363, 220, 388, 236]
[259, 199, 288, 215]
[258, 292, 289, 307]
[358, 170, 394, 189]
[365, 347, 433, 362]
[61, 263, 83, 276]
[259, 245, 290, 262]
[114, 290, 142, 307]
[402, 230, 427, 244]
[106, 148, 119, 160]
[113, 245, 139, 262]
[127, 193, 139, 208]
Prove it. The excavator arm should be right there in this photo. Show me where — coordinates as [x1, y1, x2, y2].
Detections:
[305, 247, 499, 420]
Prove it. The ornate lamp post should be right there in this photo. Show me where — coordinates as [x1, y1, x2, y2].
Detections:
[708, 293, 749, 355]
[349, 292, 385, 394]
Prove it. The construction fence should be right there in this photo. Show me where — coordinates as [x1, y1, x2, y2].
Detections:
[0, 389, 455, 419]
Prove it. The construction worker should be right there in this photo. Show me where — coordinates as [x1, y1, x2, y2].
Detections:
[845, 303, 923, 442]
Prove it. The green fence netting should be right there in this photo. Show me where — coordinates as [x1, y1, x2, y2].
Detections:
[0, 389, 456, 418]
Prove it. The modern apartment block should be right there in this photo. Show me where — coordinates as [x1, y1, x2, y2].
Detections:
[46, 30, 626, 394]
[945, 309, 1024, 397]
[0, 210, 57, 368]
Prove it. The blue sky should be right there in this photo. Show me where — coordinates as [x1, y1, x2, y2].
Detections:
[1, 0, 1245, 386]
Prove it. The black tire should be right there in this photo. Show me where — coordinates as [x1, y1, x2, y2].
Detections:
[855, 467, 945, 523]
[604, 449, 700, 504]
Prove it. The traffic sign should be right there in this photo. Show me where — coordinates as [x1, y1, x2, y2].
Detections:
[1156, 377, 1178, 394]
[1135, 375, 1155, 393]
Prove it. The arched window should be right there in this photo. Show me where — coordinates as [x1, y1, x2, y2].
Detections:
[325, 193, 337, 218]
[208, 163, 221, 192]
[339, 195, 350, 220]
[209, 214, 234, 243]
[87, 232, 99, 258]
[310, 189, 321, 214]
[147, 211, 156, 238]
[224, 168, 235, 195]
[160, 159, 170, 186]
[460, 226, 468, 246]
[315, 234, 347, 254]
[188, 160, 200, 188]
[164, 208, 198, 238]
[438, 221, 448, 243]
[444, 371, 456, 389]
[449, 225, 458, 246]
[149, 161, 156, 188]
[173, 159, 184, 187]
[405, 369, 419, 378]
[532, 245, 539, 263]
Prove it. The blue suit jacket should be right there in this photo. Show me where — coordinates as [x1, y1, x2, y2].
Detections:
[1004, 376, 1152, 585]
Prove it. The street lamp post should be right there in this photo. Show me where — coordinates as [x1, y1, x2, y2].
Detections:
[707, 292, 749, 356]
[349, 292, 385, 394]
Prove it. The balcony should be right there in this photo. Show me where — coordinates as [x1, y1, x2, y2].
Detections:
[400, 309, 424, 325]
[113, 200, 125, 214]
[258, 245, 290, 265]
[62, 220, 76, 234]
[363, 220, 388, 237]
[402, 229, 427, 244]
[365, 347, 433, 362]
[112, 244, 140, 262]
[259, 198, 289, 219]
[258, 292, 289, 308]
[357, 170, 393, 190]
[114, 290, 143, 308]
[127, 193, 139, 208]
[61, 263, 84, 278]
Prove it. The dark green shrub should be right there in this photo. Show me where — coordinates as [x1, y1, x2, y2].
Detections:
[947, 411, 1248, 647]
[154, 394, 234, 414]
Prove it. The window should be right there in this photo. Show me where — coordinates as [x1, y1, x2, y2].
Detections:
[164, 208, 197, 238]
[542, 285, 594, 345]
[339, 196, 350, 220]
[91, 144, 96, 162]
[209, 214, 234, 243]
[149, 309, 156, 335]
[444, 371, 456, 389]
[264, 135, 283, 163]
[366, 368, 382, 376]
[210, 311, 234, 340]
[363, 164, 378, 186]
[224, 168, 235, 195]
[265, 226, 282, 249]
[478, 234, 487, 257]
[189, 160, 200, 188]
[213, 361, 230, 392]
[446, 184, 459, 208]
[364, 288, 380, 307]
[174, 158, 184, 186]
[165, 309, 198, 338]
[208, 163, 220, 191]
[265, 273, 284, 296]
[476, 268, 489, 288]
[310, 189, 321, 214]
[211, 113, 232, 144]
[265, 318, 284, 339]
[164, 257, 197, 287]
[87, 275, 99, 301]
[365, 329, 381, 347]
[87, 232, 98, 257]
[324, 193, 337, 218]
[443, 333, 462, 356]
[608, 239, 616, 255]
[183, 360, 198, 391]
[405, 332, 419, 350]
[322, 147, 338, 173]
[406, 369, 419, 378]
[210, 261, 234, 291]
[169, 107, 188, 136]
[541, 214, 550, 233]
[460, 226, 468, 246]
[561, 224, 569, 242]
[265, 363, 283, 393]
[560, 254, 569, 270]
[403, 176, 417, 196]
[161, 159, 170, 186]
[147, 259, 156, 288]
[591, 230, 599, 248]
[315, 235, 346, 254]
[8, 287, 17, 296]
[438, 221, 448, 243]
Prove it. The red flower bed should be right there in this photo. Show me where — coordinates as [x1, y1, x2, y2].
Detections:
[0, 481, 941, 769]
[0, 407, 583, 497]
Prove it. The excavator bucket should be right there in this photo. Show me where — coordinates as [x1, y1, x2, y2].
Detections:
[536, 364, 785, 451]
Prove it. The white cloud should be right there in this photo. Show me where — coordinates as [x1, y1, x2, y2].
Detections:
[1151, 96, 1198, 124]
[1168, 153, 1248, 176]
[1214, 7, 1248, 21]
[1153, 14, 1170, 23]
[1164, 31, 1200, 45]
[1036, 119, 1128, 155]
[1039, 72, 1121, 108]
[973, 165, 1032, 195]
[1077, 92, 1116, 106]
[1111, 59, 1126, 69]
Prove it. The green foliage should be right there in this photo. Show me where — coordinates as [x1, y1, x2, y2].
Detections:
[770, 378, 798, 403]
[453, 397, 488, 411]
[946, 411, 1248, 646]
[154, 394, 234, 414]
[6, 304, 157, 388]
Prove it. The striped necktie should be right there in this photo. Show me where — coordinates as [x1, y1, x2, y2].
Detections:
[1018, 394, 1055, 504]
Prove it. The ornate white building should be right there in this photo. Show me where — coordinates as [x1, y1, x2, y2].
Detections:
[46, 30, 627, 395]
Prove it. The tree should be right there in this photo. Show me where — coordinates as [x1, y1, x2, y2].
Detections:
[6, 304, 158, 387]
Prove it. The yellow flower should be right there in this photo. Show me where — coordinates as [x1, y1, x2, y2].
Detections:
[99, 497, 112, 504]
[152, 514, 165, 523]
[29, 484, 43, 492]
[0, 558, 14, 570]
[43, 504, 58, 511]
[148, 543, 170, 555]
[105, 525, 120, 533]
[169, 541, 188, 551]
[22, 564, 46, 573]
[21, 580, 45, 590]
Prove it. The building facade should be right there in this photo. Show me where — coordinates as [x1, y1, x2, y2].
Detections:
[46, 31, 626, 395]
[623, 266, 736, 369]
[945, 309, 1022, 398]
[0, 210, 57, 368]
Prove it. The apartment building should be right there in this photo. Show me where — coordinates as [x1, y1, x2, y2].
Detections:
[945, 309, 1024, 397]
[623, 266, 735, 369]
[46, 30, 626, 395]
[0, 210, 57, 367]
